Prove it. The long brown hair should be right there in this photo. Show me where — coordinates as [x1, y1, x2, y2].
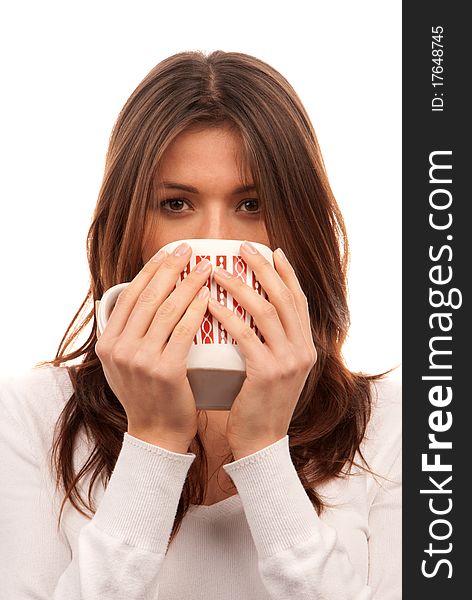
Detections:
[38, 50, 394, 547]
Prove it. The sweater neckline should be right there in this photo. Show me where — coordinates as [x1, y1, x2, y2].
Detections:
[187, 493, 242, 520]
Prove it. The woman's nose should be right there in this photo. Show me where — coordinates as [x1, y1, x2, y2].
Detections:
[195, 211, 234, 240]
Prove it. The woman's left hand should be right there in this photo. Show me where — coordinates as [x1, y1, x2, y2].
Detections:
[207, 241, 317, 461]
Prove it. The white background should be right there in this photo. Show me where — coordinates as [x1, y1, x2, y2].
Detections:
[0, 1, 401, 377]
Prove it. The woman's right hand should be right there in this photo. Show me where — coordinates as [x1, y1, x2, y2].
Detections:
[95, 242, 211, 454]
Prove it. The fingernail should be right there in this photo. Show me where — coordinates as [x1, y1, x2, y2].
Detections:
[209, 297, 223, 308]
[276, 248, 287, 261]
[198, 286, 210, 299]
[242, 240, 259, 254]
[215, 267, 232, 278]
[174, 242, 191, 256]
[195, 259, 211, 273]
[151, 249, 167, 262]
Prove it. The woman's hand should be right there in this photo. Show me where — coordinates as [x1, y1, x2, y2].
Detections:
[95, 243, 211, 454]
[207, 241, 317, 460]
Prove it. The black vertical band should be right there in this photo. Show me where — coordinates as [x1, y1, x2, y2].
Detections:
[403, 2, 469, 595]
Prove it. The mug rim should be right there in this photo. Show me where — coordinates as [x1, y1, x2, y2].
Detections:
[159, 238, 273, 252]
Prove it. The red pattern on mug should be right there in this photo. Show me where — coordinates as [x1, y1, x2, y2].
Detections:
[196, 255, 213, 344]
[231, 255, 247, 345]
[215, 255, 228, 343]
[175, 251, 269, 346]
[250, 270, 259, 340]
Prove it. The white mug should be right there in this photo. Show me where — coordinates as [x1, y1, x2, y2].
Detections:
[96, 239, 274, 409]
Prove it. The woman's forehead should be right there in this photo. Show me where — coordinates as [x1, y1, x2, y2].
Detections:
[156, 127, 253, 187]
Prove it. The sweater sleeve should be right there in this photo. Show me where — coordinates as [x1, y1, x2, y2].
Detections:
[223, 434, 401, 600]
[366, 444, 402, 598]
[0, 402, 196, 600]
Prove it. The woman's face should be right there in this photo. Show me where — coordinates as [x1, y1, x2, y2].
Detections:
[142, 126, 270, 262]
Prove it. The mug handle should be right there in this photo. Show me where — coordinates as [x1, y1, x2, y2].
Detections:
[96, 282, 130, 338]
[95, 301, 102, 338]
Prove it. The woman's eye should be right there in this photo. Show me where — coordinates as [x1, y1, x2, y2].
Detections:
[159, 198, 191, 212]
[238, 199, 260, 213]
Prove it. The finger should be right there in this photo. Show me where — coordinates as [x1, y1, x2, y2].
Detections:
[143, 259, 212, 345]
[161, 285, 210, 365]
[272, 248, 314, 347]
[119, 244, 195, 339]
[230, 241, 306, 345]
[212, 266, 287, 352]
[102, 248, 168, 338]
[207, 297, 268, 363]
[271, 250, 317, 365]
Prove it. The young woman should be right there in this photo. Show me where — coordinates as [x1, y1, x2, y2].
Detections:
[0, 50, 401, 599]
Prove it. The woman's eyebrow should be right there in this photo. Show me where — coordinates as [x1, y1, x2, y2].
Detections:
[157, 181, 256, 194]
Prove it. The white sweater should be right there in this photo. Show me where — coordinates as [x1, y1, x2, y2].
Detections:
[0, 365, 401, 599]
